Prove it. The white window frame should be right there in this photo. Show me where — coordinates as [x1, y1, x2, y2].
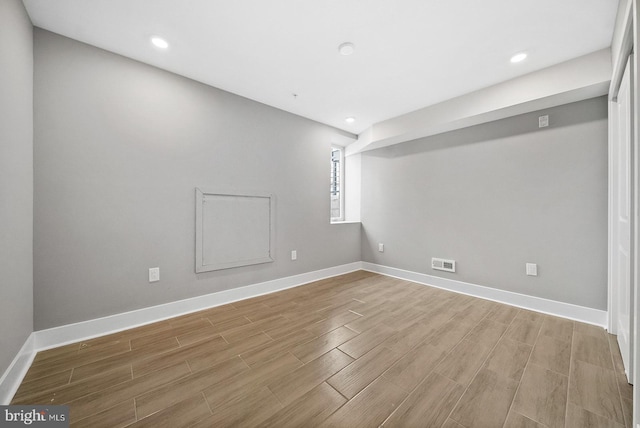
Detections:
[330, 146, 345, 222]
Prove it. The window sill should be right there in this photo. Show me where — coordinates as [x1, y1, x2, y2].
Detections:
[330, 220, 361, 225]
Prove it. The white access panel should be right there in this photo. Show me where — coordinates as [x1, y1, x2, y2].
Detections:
[195, 188, 275, 272]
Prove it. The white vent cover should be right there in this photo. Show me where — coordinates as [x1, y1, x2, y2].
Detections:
[432, 257, 456, 273]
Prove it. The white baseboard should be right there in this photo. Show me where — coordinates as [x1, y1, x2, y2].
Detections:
[34, 262, 363, 351]
[362, 262, 607, 327]
[0, 262, 362, 403]
[1, 260, 608, 404]
[0, 334, 35, 405]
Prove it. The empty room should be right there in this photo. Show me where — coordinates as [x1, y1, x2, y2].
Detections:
[1, 0, 638, 427]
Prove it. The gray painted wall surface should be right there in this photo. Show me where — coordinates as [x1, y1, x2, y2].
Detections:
[34, 30, 360, 330]
[0, 0, 34, 374]
[361, 97, 608, 310]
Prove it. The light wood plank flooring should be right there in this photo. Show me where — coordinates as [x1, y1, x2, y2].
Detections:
[12, 271, 633, 427]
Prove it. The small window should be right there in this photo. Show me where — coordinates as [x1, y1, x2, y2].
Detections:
[330, 147, 344, 221]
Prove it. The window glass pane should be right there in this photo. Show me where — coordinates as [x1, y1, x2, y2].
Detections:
[331, 147, 342, 220]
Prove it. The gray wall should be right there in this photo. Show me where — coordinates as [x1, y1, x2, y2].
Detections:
[34, 29, 360, 330]
[0, 0, 34, 374]
[361, 97, 608, 310]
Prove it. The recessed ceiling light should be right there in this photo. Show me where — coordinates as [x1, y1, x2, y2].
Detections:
[345, 117, 355, 123]
[510, 52, 527, 63]
[151, 37, 169, 49]
[339, 42, 355, 56]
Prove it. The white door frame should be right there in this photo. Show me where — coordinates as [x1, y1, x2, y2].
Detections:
[625, 0, 640, 428]
[609, 96, 618, 335]
[609, 0, 635, 336]
[608, 2, 638, 426]
[633, 3, 640, 427]
[610, 56, 635, 383]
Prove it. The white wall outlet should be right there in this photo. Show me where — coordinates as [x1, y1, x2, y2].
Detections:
[526, 263, 538, 276]
[378, 243, 384, 252]
[291, 250, 297, 261]
[149, 267, 160, 282]
[538, 115, 549, 128]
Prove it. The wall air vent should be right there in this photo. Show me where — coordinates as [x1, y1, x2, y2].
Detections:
[432, 257, 456, 273]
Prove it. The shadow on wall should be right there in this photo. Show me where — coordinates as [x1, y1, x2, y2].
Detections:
[367, 96, 608, 159]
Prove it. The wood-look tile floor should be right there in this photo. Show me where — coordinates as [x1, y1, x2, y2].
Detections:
[12, 271, 633, 428]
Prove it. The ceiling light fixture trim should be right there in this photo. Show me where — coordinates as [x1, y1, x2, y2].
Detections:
[338, 42, 355, 56]
[151, 36, 169, 49]
[510, 52, 527, 63]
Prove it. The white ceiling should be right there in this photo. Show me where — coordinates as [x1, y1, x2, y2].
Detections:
[23, 0, 618, 134]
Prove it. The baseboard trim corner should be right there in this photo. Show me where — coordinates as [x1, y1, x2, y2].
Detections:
[362, 262, 607, 327]
[33, 261, 363, 351]
[0, 333, 36, 405]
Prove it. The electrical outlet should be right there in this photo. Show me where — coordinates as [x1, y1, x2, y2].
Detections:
[526, 263, 538, 276]
[538, 115, 549, 128]
[291, 250, 297, 261]
[378, 243, 384, 252]
[149, 267, 160, 282]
